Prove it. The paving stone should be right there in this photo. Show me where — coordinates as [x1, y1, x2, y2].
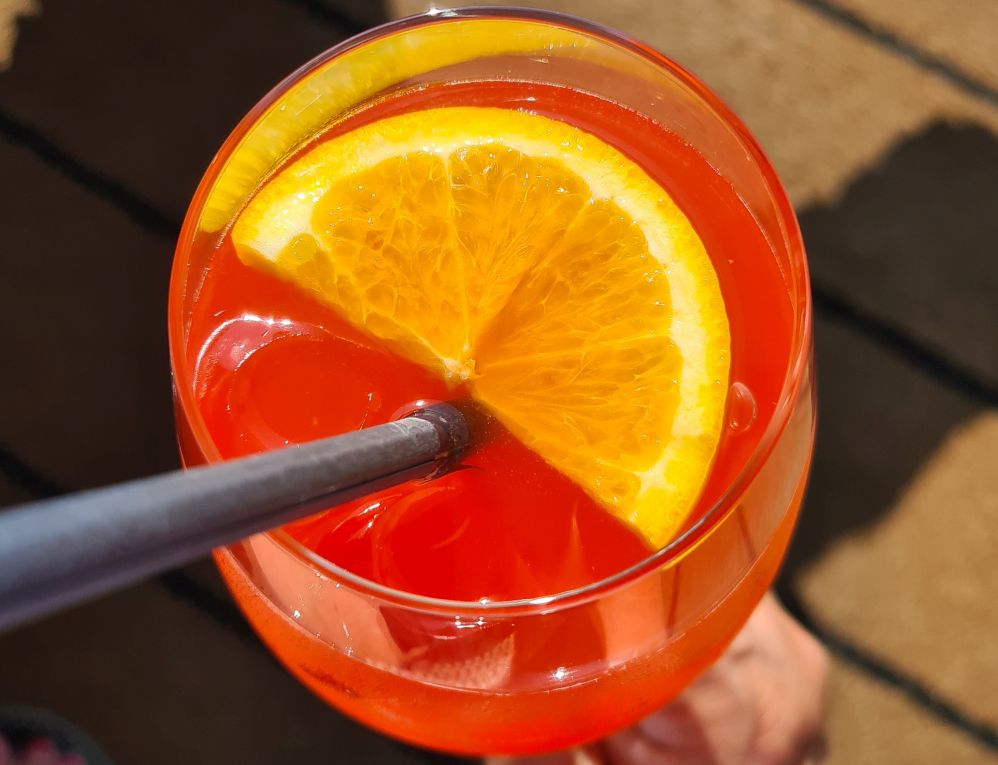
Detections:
[0, 142, 178, 490]
[0, 580, 446, 764]
[301, 0, 388, 29]
[0, 0, 36, 70]
[0, 0, 357, 220]
[784, 307, 997, 723]
[798, 409, 998, 725]
[390, 0, 998, 209]
[827, 0, 998, 91]
[801, 121, 998, 388]
[782, 321, 980, 578]
[175, 557, 233, 604]
[779, 309, 997, 735]
[825, 658, 997, 764]
[0, 473, 35, 507]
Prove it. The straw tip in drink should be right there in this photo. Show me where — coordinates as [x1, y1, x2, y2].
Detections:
[407, 401, 472, 462]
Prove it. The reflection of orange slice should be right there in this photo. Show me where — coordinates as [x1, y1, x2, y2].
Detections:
[199, 20, 590, 232]
[233, 107, 730, 547]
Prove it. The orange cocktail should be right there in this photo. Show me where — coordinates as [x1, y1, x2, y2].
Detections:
[169, 9, 813, 756]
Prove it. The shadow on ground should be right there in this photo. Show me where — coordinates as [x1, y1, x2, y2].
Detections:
[779, 122, 998, 586]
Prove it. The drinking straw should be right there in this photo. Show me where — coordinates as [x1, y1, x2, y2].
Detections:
[0, 403, 468, 632]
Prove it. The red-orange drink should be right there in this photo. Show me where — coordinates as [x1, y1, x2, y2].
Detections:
[170, 10, 813, 756]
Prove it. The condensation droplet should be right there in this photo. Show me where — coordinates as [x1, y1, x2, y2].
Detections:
[727, 382, 757, 433]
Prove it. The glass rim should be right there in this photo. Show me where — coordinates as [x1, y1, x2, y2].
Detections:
[168, 5, 812, 617]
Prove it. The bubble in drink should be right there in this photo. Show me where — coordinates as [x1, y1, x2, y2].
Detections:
[727, 381, 757, 433]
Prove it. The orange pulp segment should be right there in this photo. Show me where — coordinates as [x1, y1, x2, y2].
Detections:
[231, 107, 730, 547]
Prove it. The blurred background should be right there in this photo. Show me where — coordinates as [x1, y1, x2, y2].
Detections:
[0, 0, 995, 762]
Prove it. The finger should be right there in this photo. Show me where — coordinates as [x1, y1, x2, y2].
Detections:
[745, 594, 830, 763]
[485, 755, 571, 765]
[769, 595, 831, 744]
[19, 739, 62, 765]
[486, 747, 602, 765]
[602, 727, 676, 765]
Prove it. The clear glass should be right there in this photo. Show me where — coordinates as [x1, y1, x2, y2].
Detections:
[168, 7, 814, 756]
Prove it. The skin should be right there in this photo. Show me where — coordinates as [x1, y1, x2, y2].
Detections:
[0, 738, 84, 765]
[491, 594, 829, 765]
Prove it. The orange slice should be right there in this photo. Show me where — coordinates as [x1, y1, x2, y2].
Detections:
[232, 107, 730, 547]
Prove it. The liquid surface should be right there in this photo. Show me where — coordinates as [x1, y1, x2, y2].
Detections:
[187, 81, 793, 601]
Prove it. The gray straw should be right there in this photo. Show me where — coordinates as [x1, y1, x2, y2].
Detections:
[0, 403, 468, 633]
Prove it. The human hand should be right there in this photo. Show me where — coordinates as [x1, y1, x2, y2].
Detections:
[491, 593, 828, 765]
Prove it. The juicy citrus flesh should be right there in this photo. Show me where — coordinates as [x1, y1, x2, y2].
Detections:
[232, 107, 730, 548]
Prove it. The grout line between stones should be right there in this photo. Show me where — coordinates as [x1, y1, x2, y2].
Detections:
[812, 285, 998, 407]
[0, 109, 179, 236]
[792, 0, 998, 110]
[779, 587, 998, 752]
[0, 443, 64, 499]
